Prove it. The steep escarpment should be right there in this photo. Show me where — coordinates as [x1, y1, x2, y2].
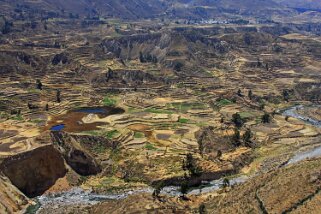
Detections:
[51, 132, 102, 176]
[99, 31, 230, 75]
[0, 50, 48, 74]
[0, 145, 67, 197]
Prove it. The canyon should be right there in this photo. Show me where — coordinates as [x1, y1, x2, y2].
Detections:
[0, 0, 321, 213]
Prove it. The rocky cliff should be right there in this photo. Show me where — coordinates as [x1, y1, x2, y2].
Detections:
[0, 145, 67, 197]
[51, 132, 102, 176]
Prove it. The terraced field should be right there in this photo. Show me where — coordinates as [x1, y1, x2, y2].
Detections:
[0, 11, 321, 213]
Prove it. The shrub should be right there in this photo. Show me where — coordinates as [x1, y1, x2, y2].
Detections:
[180, 180, 189, 199]
[262, 113, 271, 123]
[179, 118, 189, 123]
[199, 203, 207, 214]
[243, 129, 252, 143]
[222, 178, 230, 188]
[232, 128, 241, 146]
[103, 96, 116, 106]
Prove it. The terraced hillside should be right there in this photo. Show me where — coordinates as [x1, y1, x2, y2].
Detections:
[0, 2, 321, 214]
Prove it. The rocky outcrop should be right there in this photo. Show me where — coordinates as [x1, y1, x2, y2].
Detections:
[71, 134, 120, 152]
[100, 33, 162, 59]
[51, 132, 102, 176]
[0, 145, 67, 197]
[92, 69, 160, 87]
[0, 50, 46, 74]
[52, 52, 69, 65]
[109, 70, 157, 83]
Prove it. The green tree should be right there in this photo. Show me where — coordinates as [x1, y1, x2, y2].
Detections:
[232, 113, 244, 128]
[197, 133, 206, 157]
[2, 20, 12, 34]
[262, 113, 271, 123]
[248, 90, 253, 100]
[237, 89, 242, 97]
[257, 58, 262, 67]
[152, 182, 163, 200]
[259, 102, 265, 111]
[152, 55, 158, 63]
[184, 153, 202, 177]
[283, 89, 290, 102]
[36, 79, 43, 90]
[106, 67, 113, 82]
[180, 180, 189, 199]
[174, 62, 184, 72]
[243, 129, 252, 143]
[139, 51, 145, 63]
[217, 150, 222, 159]
[222, 178, 230, 188]
[244, 33, 251, 45]
[56, 89, 61, 103]
[232, 128, 241, 146]
[199, 203, 207, 214]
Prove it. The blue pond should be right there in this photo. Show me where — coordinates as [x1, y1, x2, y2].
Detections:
[50, 124, 65, 131]
[75, 108, 106, 114]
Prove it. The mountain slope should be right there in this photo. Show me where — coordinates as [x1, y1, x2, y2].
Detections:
[275, 0, 321, 11]
[165, 0, 289, 19]
[0, 0, 166, 19]
[0, 0, 293, 20]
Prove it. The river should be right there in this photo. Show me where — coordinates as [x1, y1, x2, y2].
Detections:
[282, 105, 321, 128]
[282, 105, 321, 165]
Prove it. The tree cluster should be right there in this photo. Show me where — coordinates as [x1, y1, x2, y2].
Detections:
[183, 153, 203, 177]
